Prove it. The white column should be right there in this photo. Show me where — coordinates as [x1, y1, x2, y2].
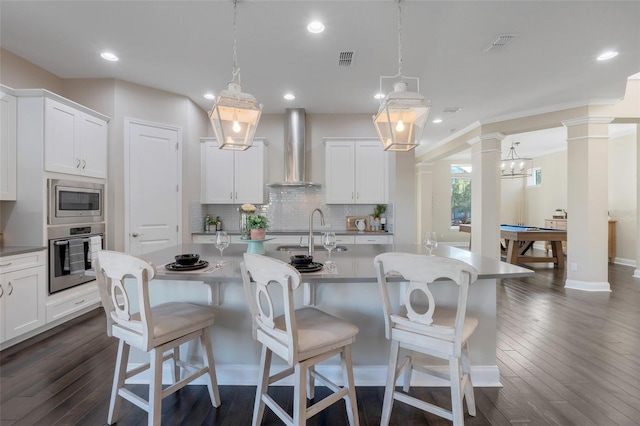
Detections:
[563, 117, 613, 291]
[416, 162, 434, 245]
[469, 133, 503, 259]
[634, 124, 640, 278]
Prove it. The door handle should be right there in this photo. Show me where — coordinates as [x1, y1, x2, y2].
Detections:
[131, 232, 143, 237]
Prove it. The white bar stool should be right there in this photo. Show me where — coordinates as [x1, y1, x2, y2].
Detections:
[95, 250, 220, 426]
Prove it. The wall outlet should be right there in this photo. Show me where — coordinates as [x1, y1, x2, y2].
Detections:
[570, 262, 578, 271]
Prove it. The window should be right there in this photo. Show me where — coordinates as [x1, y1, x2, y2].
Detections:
[527, 167, 542, 187]
[451, 165, 471, 226]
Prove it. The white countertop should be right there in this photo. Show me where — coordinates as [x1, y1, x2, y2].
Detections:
[145, 243, 533, 282]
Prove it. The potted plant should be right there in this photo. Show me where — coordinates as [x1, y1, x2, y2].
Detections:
[372, 204, 387, 231]
[247, 215, 269, 240]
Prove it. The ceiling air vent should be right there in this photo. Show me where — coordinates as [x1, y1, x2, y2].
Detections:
[338, 51, 356, 67]
[442, 107, 462, 114]
[483, 34, 518, 52]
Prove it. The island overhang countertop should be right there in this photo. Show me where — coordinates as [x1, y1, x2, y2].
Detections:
[144, 243, 534, 283]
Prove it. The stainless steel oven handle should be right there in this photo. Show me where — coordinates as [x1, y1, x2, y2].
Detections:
[54, 240, 70, 246]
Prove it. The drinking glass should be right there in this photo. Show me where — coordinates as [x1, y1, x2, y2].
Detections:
[215, 231, 230, 265]
[424, 231, 438, 255]
[323, 232, 337, 270]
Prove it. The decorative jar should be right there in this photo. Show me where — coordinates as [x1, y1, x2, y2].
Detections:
[240, 212, 251, 239]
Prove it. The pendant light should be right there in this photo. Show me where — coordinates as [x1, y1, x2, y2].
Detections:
[209, 0, 262, 151]
[373, 0, 430, 152]
[501, 142, 533, 178]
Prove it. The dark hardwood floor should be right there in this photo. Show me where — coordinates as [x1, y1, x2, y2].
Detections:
[1, 262, 639, 425]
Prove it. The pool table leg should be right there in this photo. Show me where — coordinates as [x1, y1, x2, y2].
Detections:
[550, 241, 565, 268]
[506, 240, 519, 264]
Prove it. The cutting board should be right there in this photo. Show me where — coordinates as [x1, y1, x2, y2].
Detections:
[346, 216, 369, 231]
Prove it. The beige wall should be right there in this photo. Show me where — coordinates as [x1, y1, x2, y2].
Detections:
[0, 48, 63, 93]
[608, 132, 637, 262]
[524, 150, 568, 227]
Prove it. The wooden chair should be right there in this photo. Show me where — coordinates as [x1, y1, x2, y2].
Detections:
[374, 252, 479, 426]
[240, 253, 360, 426]
[95, 250, 220, 426]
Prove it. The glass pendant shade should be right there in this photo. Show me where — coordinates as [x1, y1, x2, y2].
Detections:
[209, 82, 263, 151]
[373, 82, 430, 152]
[501, 142, 533, 178]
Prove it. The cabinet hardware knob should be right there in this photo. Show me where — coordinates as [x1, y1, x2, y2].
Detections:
[76, 158, 81, 168]
[75, 299, 85, 305]
[131, 232, 142, 237]
[0, 262, 12, 267]
[0, 284, 3, 297]
[7, 282, 13, 295]
[82, 160, 86, 169]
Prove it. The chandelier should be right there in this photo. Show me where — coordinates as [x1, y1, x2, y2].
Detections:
[501, 142, 533, 178]
[209, 0, 262, 151]
[372, 0, 430, 152]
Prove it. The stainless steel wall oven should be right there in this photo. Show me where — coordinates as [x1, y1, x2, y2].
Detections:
[48, 179, 104, 225]
[48, 223, 105, 294]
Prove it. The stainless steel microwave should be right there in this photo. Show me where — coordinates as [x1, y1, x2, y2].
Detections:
[48, 179, 105, 225]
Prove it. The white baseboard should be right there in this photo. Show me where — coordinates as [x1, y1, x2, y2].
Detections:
[124, 363, 502, 388]
[613, 257, 636, 267]
[565, 279, 611, 292]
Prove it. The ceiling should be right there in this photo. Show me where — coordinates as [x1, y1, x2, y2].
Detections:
[1, 1, 638, 157]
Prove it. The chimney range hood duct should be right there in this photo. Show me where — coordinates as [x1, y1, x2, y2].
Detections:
[268, 108, 320, 187]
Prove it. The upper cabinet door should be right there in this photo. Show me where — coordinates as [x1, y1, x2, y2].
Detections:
[325, 141, 356, 203]
[355, 141, 387, 204]
[201, 141, 234, 203]
[234, 141, 266, 204]
[44, 98, 80, 176]
[79, 114, 108, 178]
[0, 92, 17, 200]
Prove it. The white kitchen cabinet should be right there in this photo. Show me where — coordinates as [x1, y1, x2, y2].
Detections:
[0, 90, 17, 200]
[201, 138, 267, 204]
[0, 250, 46, 343]
[44, 97, 108, 178]
[325, 140, 388, 204]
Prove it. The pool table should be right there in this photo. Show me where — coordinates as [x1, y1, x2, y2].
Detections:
[459, 224, 567, 268]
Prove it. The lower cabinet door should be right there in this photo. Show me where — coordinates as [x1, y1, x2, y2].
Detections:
[2, 266, 46, 342]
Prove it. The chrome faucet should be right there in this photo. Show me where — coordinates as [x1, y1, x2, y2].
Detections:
[308, 208, 325, 257]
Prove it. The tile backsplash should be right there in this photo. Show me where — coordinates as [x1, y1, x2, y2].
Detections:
[193, 187, 392, 233]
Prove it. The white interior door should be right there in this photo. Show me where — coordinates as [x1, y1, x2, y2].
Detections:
[125, 119, 181, 256]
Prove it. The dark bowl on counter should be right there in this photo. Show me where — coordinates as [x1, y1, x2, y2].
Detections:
[290, 254, 313, 266]
[175, 253, 200, 266]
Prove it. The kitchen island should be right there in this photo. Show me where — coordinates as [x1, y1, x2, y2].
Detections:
[130, 243, 533, 387]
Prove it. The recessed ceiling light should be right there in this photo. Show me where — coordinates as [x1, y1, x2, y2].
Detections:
[284, 93, 295, 100]
[597, 50, 618, 61]
[307, 21, 325, 34]
[100, 52, 119, 62]
[374, 93, 385, 100]
[204, 93, 215, 100]
[432, 118, 443, 124]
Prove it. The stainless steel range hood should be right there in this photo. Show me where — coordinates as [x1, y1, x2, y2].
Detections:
[268, 108, 320, 187]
